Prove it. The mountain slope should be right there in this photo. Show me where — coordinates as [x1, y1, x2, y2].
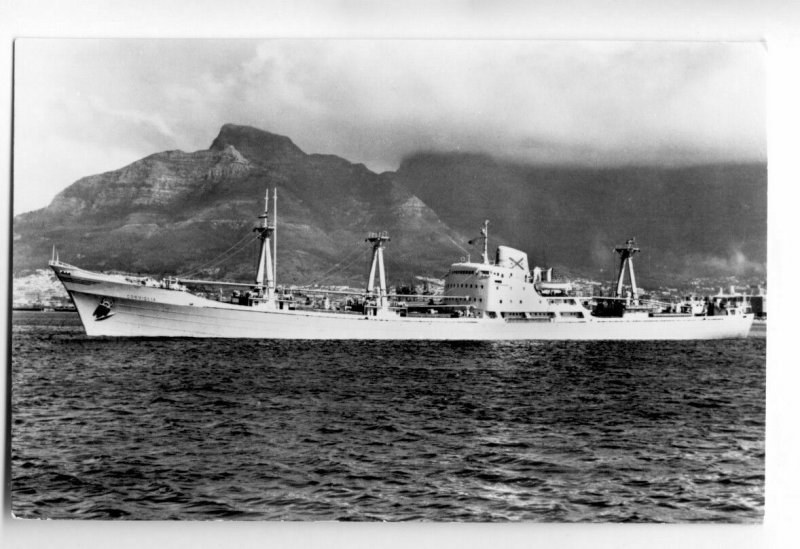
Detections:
[13, 124, 468, 284]
[393, 153, 767, 285]
[13, 124, 767, 288]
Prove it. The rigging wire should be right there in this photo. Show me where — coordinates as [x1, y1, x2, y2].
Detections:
[446, 233, 470, 257]
[177, 231, 259, 278]
[193, 238, 260, 277]
[180, 243, 256, 280]
[306, 242, 367, 287]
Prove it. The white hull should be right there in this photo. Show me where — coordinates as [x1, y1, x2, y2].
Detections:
[55, 265, 754, 340]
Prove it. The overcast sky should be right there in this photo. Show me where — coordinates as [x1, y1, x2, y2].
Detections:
[13, 39, 765, 214]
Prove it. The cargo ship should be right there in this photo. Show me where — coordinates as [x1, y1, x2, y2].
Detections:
[49, 190, 753, 339]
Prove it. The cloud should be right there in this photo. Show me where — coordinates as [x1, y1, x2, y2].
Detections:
[697, 249, 766, 276]
[86, 95, 179, 145]
[13, 39, 766, 213]
[226, 40, 766, 168]
[682, 248, 766, 279]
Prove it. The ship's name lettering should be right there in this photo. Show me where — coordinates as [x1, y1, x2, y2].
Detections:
[125, 294, 156, 302]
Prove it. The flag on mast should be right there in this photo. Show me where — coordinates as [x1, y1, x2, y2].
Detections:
[468, 223, 488, 245]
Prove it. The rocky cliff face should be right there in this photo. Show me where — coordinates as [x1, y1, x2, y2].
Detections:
[13, 125, 467, 284]
[13, 124, 767, 287]
[49, 146, 253, 218]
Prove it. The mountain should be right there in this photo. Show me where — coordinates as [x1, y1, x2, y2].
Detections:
[394, 153, 767, 286]
[13, 124, 767, 288]
[12, 124, 467, 285]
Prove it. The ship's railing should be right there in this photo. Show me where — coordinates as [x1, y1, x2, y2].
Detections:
[592, 296, 676, 310]
[177, 278, 257, 288]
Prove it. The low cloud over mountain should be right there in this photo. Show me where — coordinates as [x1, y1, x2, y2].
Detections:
[13, 124, 766, 288]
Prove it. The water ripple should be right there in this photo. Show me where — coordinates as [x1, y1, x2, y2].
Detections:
[11, 311, 765, 521]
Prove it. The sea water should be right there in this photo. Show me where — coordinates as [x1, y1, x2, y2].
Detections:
[10, 312, 765, 521]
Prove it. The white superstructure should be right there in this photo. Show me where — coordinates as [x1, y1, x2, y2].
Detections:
[49, 190, 754, 340]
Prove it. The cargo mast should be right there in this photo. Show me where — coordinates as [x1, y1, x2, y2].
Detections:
[468, 220, 490, 264]
[614, 238, 640, 300]
[366, 231, 390, 311]
[272, 188, 277, 287]
[254, 188, 276, 302]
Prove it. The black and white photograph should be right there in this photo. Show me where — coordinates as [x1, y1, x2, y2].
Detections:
[9, 35, 768, 524]
[6, 1, 800, 545]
